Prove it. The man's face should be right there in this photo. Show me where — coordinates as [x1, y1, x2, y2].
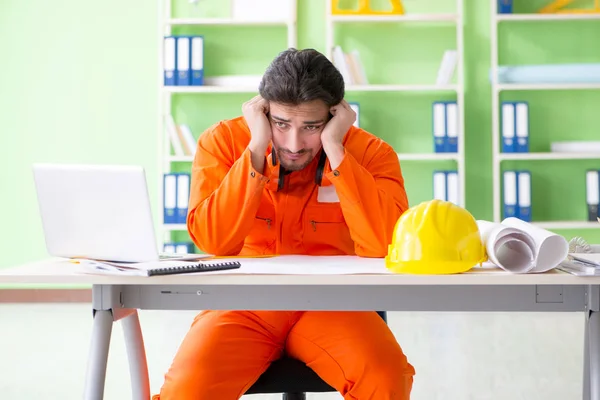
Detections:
[269, 100, 330, 171]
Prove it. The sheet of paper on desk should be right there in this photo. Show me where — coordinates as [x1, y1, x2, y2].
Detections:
[476, 218, 568, 274]
[75, 259, 207, 276]
[74, 256, 393, 276]
[202, 256, 393, 275]
[570, 253, 600, 267]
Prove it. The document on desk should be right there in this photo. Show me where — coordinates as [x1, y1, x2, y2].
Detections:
[202, 256, 393, 275]
[477, 218, 569, 274]
[74, 256, 393, 276]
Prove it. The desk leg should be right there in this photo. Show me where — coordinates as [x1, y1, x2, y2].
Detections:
[587, 310, 600, 400]
[122, 310, 151, 400]
[83, 310, 113, 400]
[584, 315, 590, 400]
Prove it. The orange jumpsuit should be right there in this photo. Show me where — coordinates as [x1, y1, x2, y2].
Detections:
[153, 117, 415, 399]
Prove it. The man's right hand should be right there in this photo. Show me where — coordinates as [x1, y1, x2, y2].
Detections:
[243, 95, 273, 174]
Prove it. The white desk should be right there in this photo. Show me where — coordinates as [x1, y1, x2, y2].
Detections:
[2, 257, 600, 400]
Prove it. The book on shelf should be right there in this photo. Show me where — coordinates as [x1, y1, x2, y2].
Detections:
[435, 50, 457, 85]
[166, 115, 196, 157]
[332, 46, 368, 86]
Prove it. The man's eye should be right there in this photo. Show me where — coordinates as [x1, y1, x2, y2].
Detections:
[275, 122, 287, 128]
[305, 125, 319, 131]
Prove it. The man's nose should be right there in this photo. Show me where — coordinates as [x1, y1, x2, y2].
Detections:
[286, 131, 303, 153]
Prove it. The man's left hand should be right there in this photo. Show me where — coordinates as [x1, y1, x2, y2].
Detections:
[321, 100, 356, 149]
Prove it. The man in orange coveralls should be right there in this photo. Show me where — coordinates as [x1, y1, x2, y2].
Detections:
[154, 48, 415, 399]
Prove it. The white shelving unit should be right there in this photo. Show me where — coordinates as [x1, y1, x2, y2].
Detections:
[495, 13, 600, 22]
[157, 0, 298, 246]
[490, 1, 600, 228]
[345, 84, 459, 92]
[533, 221, 600, 230]
[324, 1, 466, 207]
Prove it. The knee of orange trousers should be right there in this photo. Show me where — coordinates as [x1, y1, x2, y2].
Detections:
[341, 349, 415, 400]
[153, 310, 297, 400]
[284, 311, 415, 400]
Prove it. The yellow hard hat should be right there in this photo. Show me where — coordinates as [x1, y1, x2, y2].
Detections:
[385, 199, 486, 274]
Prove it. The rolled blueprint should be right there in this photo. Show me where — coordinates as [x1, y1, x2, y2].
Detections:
[501, 218, 569, 273]
[476, 218, 568, 273]
[477, 220, 536, 273]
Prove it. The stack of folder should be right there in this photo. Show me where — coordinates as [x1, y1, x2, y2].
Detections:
[432, 101, 458, 153]
[586, 170, 600, 222]
[501, 101, 529, 153]
[503, 170, 531, 222]
[164, 35, 204, 86]
[498, 0, 513, 14]
[164, 242, 195, 254]
[559, 253, 600, 276]
[433, 170, 459, 205]
[164, 173, 190, 224]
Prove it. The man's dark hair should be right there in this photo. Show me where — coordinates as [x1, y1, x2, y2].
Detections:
[259, 48, 344, 107]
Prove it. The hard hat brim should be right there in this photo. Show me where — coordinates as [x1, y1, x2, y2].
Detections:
[385, 258, 480, 275]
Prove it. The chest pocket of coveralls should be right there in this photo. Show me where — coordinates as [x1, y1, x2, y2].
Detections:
[302, 202, 354, 255]
[243, 201, 276, 255]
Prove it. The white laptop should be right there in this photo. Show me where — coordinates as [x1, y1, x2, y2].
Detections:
[32, 163, 201, 263]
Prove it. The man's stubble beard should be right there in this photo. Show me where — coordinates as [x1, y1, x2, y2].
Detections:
[276, 148, 314, 172]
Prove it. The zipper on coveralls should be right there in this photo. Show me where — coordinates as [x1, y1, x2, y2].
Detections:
[256, 217, 271, 229]
[310, 220, 337, 231]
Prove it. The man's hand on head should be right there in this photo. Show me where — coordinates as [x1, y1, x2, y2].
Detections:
[243, 95, 273, 174]
[321, 100, 356, 170]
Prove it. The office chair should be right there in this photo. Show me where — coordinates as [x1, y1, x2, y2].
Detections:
[244, 311, 388, 400]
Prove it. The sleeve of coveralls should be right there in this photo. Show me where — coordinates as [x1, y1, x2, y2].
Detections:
[186, 125, 268, 256]
[325, 144, 409, 258]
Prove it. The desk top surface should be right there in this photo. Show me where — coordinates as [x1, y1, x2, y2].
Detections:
[0, 256, 598, 286]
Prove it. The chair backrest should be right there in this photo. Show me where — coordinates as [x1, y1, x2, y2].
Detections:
[376, 311, 387, 324]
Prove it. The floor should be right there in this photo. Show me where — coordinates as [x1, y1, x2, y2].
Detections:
[0, 303, 585, 399]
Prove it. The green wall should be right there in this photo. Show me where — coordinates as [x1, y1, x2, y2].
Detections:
[2, 0, 600, 271]
[0, 0, 159, 269]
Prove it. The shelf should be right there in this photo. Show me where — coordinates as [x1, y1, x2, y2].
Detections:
[166, 18, 293, 26]
[533, 221, 600, 230]
[164, 84, 459, 94]
[164, 224, 188, 231]
[346, 84, 458, 92]
[169, 156, 194, 162]
[170, 154, 459, 163]
[495, 13, 600, 22]
[496, 83, 600, 91]
[164, 85, 258, 93]
[331, 13, 458, 23]
[397, 153, 459, 161]
[498, 152, 600, 161]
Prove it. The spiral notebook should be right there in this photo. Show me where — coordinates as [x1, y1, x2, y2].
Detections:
[75, 258, 241, 277]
